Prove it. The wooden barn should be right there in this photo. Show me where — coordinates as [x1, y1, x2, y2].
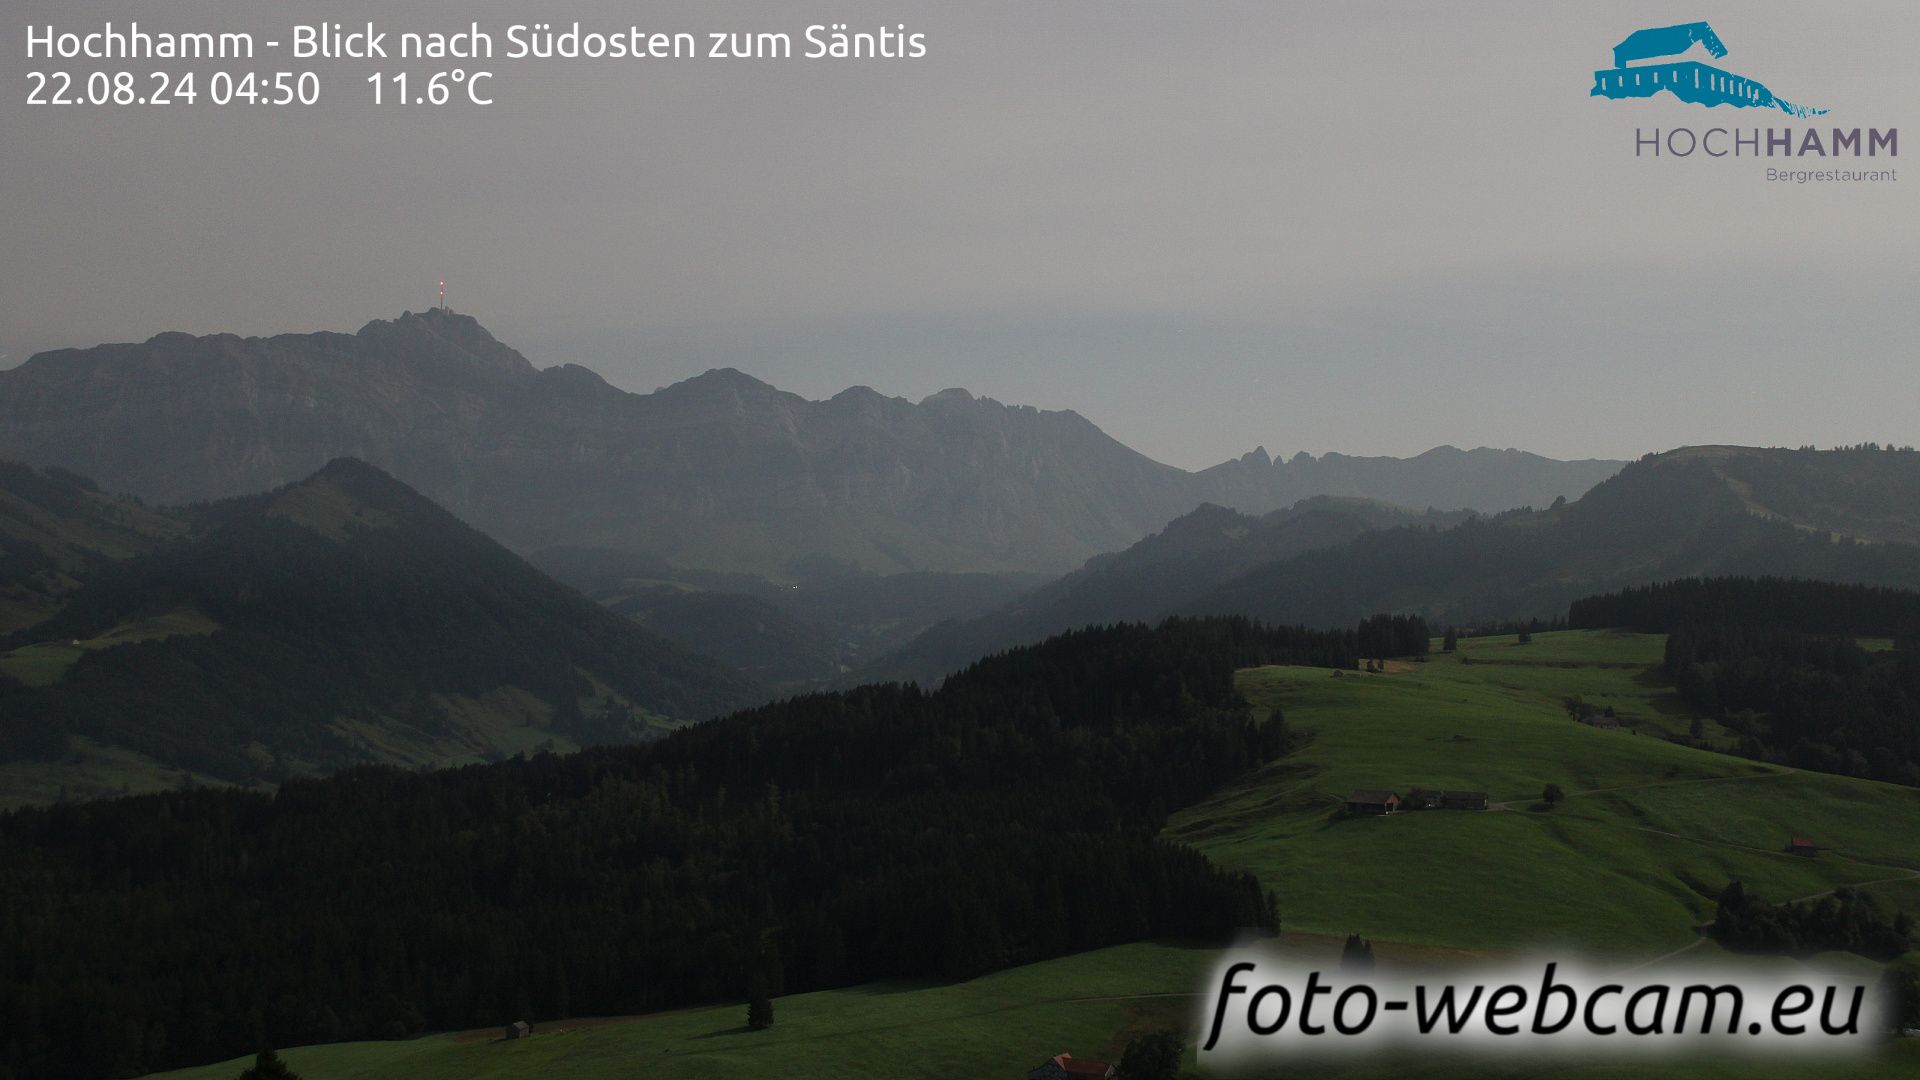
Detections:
[1345, 790, 1401, 816]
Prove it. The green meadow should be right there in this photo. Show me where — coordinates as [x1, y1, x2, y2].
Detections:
[145, 630, 1920, 1079]
[0, 607, 217, 687]
[1170, 631, 1920, 957]
[147, 942, 1214, 1080]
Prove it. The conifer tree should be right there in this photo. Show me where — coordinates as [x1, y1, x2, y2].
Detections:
[237, 1049, 301, 1080]
[746, 974, 774, 1031]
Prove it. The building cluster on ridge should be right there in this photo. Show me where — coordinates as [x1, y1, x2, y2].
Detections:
[1344, 788, 1489, 816]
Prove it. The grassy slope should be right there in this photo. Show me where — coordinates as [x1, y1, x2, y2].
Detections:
[146, 942, 1214, 1080]
[1170, 631, 1920, 957]
[0, 737, 242, 807]
[0, 610, 234, 806]
[142, 631, 1920, 1079]
[0, 470, 186, 635]
[0, 608, 218, 687]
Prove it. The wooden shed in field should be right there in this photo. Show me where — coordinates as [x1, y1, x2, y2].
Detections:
[1345, 790, 1401, 816]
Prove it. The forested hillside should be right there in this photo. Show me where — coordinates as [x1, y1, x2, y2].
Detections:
[1573, 577, 1920, 787]
[1178, 446, 1920, 629]
[0, 460, 185, 636]
[860, 448, 1920, 685]
[1666, 625, 1920, 785]
[864, 497, 1464, 685]
[0, 616, 1375, 1079]
[0, 460, 762, 801]
[1571, 576, 1920, 637]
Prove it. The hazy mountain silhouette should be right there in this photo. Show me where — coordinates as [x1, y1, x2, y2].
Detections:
[0, 311, 1624, 576]
[863, 446, 1920, 682]
[1185, 445, 1920, 630]
[862, 496, 1468, 685]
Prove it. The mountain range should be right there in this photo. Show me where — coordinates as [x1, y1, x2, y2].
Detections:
[865, 445, 1920, 682]
[0, 458, 761, 805]
[862, 496, 1470, 685]
[0, 309, 1626, 577]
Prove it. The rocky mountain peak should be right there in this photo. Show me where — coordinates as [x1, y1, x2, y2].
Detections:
[658, 367, 791, 401]
[919, 387, 977, 407]
[0, 313, 1633, 576]
[355, 309, 536, 378]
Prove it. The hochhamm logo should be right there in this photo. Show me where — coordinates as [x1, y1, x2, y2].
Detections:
[1588, 20, 1898, 172]
[1589, 21, 1825, 118]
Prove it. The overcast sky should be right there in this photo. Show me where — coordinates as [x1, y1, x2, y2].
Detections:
[3, 1, 1915, 469]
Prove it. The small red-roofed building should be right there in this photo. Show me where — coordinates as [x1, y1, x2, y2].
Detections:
[1028, 1053, 1116, 1080]
[1345, 789, 1400, 816]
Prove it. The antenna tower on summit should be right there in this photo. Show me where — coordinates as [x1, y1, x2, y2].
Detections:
[438, 280, 447, 310]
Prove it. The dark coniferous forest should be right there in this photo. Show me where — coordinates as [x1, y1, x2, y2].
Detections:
[1569, 576, 1920, 639]
[1714, 881, 1913, 961]
[1569, 577, 1920, 785]
[0, 458, 765, 784]
[1355, 613, 1432, 658]
[0, 615, 1377, 1080]
[1665, 624, 1920, 785]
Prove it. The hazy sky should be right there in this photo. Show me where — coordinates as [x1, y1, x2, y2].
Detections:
[4, 1, 1915, 469]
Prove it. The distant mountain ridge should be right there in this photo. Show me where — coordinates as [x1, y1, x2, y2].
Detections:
[1193, 444, 1622, 520]
[0, 310, 1626, 575]
[861, 496, 1471, 685]
[1182, 445, 1920, 630]
[864, 445, 1920, 683]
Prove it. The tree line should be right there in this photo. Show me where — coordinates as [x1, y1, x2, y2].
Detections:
[1355, 613, 1430, 658]
[1563, 577, 1920, 786]
[1569, 576, 1920, 641]
[1714, 881, 1912, 961]
[0, 615, 1369, 1080]
[1664, 622, 1920, 786]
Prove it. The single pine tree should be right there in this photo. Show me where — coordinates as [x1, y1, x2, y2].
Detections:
[746, 974, 774, 1031]
[1340, 933, 1375, 971]
[237, 1048, 302, 1080]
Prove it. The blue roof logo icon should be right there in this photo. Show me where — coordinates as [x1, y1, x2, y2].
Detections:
[1590, 21, 1826, 117]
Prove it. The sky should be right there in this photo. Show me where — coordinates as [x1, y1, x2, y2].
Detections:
[3, 1, 1916, 470]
